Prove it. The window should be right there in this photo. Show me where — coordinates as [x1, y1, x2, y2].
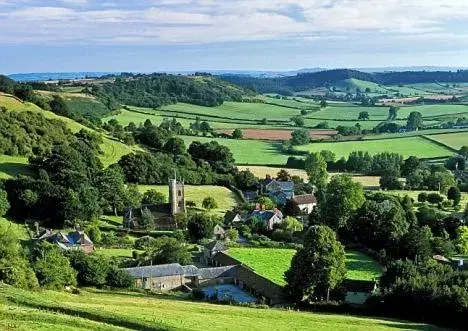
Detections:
[178, 202, 183, 207]
[178, 190, 182, 196]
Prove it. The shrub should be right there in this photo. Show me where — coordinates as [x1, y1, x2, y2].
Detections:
[202, 197, 218, 210]
[106, 268, 133, 288]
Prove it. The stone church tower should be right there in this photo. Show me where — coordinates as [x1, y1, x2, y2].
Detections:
[169, 176, 185, 216]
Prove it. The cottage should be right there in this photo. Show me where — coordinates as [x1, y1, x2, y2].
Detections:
[36, 230, 94, 253]
[203, 241, 228, 265]
[124, 177, 185, 230]
[291, 194, 317, 215]
[264, 179, 294, 206]
[213, 224, 226, 240]
[251, 209, 283, 230]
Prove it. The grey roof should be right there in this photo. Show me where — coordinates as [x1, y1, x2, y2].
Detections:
[292, 194, 317, 205]
[204, 241, 228, 252]
[266, 180, 294, 192]
[198, 266, 237, 279]
[124, 264, 185, 278]
[251, 210, 282, 222]
[224, 211, 241, 223]
[181, 265, 199, 277]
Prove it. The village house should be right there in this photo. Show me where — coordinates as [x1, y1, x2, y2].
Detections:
[213, 224, 226, 240]
[250, 207, 283, 230]
[264, 179, 294, 206]
[124, 177, 185, 230]
[36, 229, 94, 254]
[291, 194, 317, 215]
[223, 211, 243, 225]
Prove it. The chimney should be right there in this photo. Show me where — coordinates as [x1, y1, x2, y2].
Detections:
[261, 204, 265, 211]
[255, 203, 260, 210]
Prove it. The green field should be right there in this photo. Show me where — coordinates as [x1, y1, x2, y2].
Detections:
[0, 154, 31, 179]
[96, 248, 141, 258]
[228, 248, 382, 285]
[426, 132, 468, 150]
[0, 94, 136, 167]
[296, 136, 453, 159]
[137, 185, 240, 214]
[180, 135, 289, 165]
[0, 287, 440, 331]
[0, 218, 29, 240]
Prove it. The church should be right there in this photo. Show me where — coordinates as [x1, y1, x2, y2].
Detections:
[123, 177, 186, 230]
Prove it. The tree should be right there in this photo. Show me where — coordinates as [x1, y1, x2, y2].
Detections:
[144, 236, 192, 265]
[403, 226, 434, 261]
[123, 184, 142, 209]
[358, 111, 369, 120]
[304, 153, 328, 188]
[66, 250, 110, 287]
[202, 197, 218, 210]
[187, 213, 215, 242]
[142, 190, 166, 205]
[94, 167, 127, 215]
[106, 268, 133, 288]
[291, 116, 305, 127]
[285, 225, 346, 303]
[280, 216, 303, 232]
[49, 95, 71, 117]
[459, 146, 468, 159]
[226, 228, 239, 242]
[140, 207, 155, 230]
[277, 169, 290, 181]
[256, 196, 275, 210]
[407, 111, 423, 130]
[418, 192, 428, 203]
[199, 121, 212, 136]
[320, 175, 365, 230]
[32, 243, 76, 289]
[0, 189, 10, 217]
[380, 173, 403, 190]
[401, 156, 421, 176]
[320, 100, 328, 108]
[232, 128, 243, 139]
[455, 226, 468, 254]
[290, 129, 310, 145]
[427, 193, 443, 205]
[163, 137, 186, 155]
[388, 106, 399, 120]
[234, 170, 257, 190]
[447, 186, 461, 207]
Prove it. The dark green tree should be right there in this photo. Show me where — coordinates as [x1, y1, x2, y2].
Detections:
[232, 128, 243, 139]
[290, 129, 310, 145]
[447, 186, 461, 206]
[407, 111, 423, 130]
[142, 190, 166, 205]
[187, 213, 214, 242]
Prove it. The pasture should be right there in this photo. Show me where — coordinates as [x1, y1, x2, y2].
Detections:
[295, 136, 453, 159]
[0, 287, 440, 331]
[228, 248, 383, 285]
[137, 185, 240, 214]
[426, 132, 468, 150]
[180, 135, 289, 165]
[0, 154, 31, 179]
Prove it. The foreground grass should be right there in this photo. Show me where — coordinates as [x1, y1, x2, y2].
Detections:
[0, 287, 442, 331]
[296, 136, 452, 159]
[137, 185, 240, 214]
[228, 248, 383, 286]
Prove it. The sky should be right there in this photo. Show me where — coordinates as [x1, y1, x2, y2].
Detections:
[1, 0, 468, 73]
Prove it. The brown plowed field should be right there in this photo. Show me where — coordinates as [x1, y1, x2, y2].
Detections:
[217, 129, 337, 141]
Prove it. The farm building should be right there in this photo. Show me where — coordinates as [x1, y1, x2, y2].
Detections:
[251, 208, 283, 230]
[204, 241, 229, 265]
[123, 177, 185, 230]
[36, 229, 94, 253]
[213, 224, 226, 240]
[264, 179, 294, 206]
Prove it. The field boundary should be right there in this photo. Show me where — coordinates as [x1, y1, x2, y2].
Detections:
[420, 135, 459, 153]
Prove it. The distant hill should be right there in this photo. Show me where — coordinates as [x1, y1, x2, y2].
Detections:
[220, 68, 468, 94]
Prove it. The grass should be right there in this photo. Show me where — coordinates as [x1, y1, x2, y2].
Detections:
[426, 132, 468, 150]
[137, 185, 240, 214]
[345, 251, 383, 281]
[0, 93, 136, 167]
[95, 248, 141, 258]
[228, 248, 383, 286]
[179, 135, 289, 165]
[383, 190, 468, 209]
[0, 154, 31, 179]
[0, 287, 442, 331]
[295, 136, 453, 159]
[0, 218, 29, 240]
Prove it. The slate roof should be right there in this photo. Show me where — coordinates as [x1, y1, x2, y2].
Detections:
[39, 230, 93, 247]
[224, 211, 241, 224]
[292, 194, 317, 205]
[265, 180, 294, 192]
[198, 266, 237, 279]
[123, 264, 237, 280]
[204, 241, 228, 252]
[251, 210, 282, 222]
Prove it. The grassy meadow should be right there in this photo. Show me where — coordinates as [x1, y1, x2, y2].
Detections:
[426, 132, 468, 150]
[228, 248, 382, 286]
[0, 287, 441, 331]
[295, 136, 453, 159]
[137, 185, 240, 214]
[0, 154, 31, 179]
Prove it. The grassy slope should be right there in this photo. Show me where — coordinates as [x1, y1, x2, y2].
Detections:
[0, 287, 441, 331]
[296, 136, 452, 159]
[228, 248, 382, 285]
[137, 185, 240, 214]
[0, 94, 135, 168]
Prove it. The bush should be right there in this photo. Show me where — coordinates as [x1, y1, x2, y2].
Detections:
[417, 192, 428, 203]
[427, 193, 443, 205]
[106, 268, 133, 288]
[202, 197, 218, 210]
[191, 288, 206, 300]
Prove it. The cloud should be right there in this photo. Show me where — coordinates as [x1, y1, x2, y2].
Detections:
[0, 0, 468, 46]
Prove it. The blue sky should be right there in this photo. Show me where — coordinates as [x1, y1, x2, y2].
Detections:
[1, 0, 468, 73]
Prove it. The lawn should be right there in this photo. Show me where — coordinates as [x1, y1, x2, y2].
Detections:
[137, 185, 240, 214]
[0, 154, 31, 179]
[179, 135, 290, 165]
[426, 132, 468, 150]
[0, 287, 441, 331]
[295, 136, 453, 159]
[228, 248, 383, 286]
[95, 248, 141, 258]
[0, 93, 136, 167]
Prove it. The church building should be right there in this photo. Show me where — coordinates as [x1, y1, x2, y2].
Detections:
[123, 177, 186, 230]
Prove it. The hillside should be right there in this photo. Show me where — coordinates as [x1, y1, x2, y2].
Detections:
[220, 69, 468, 94]
[0, 287, 443, 331]
[0, 93, 136, 169]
